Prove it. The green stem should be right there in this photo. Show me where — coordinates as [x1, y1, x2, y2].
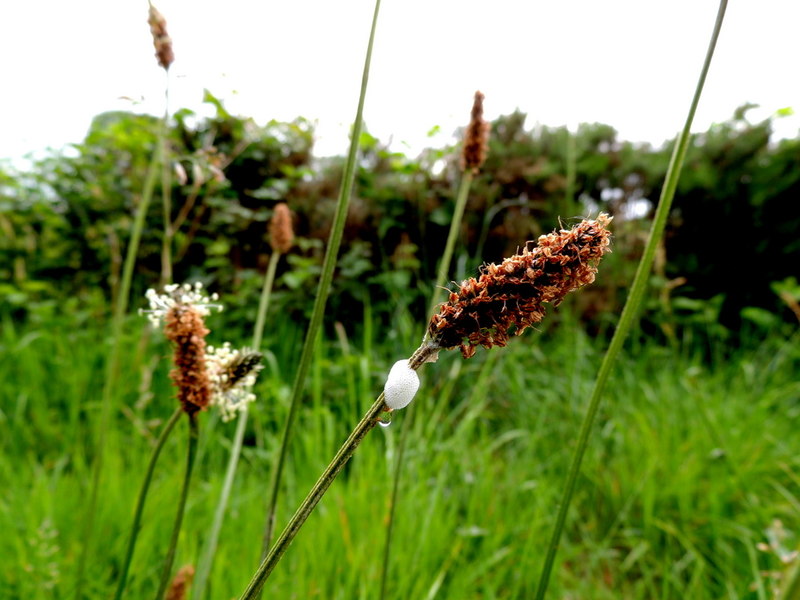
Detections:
[533, 2, 728, 598]
[379, 413, 410, 600]
[192, 251, 280, 600]
[154, 413, 199, 600]
[260, 0, 382, 556]
[781, 556, 800, 600]
[114, 407, 182, 600]
[74, 123, 162, 600]
[241, 394, 387, 600]
[253, 251, 281, 351]
[564, 127, 576, 217]
[160, 83, 173, 286]
[428, 171, 473, 318]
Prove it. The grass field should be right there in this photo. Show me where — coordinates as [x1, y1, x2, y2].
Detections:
[1, 305, 798, 599]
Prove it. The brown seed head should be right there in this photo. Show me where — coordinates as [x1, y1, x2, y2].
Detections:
[164, 304, 211, 415]
[147, 3, 174, 70]
[460, 91, 490, 174]
[269, 203, 294, 253]
[165, 564, 195, 600]
[427, 214, 612, 358]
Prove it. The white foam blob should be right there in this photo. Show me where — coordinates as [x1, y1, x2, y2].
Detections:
[383, 359, 420, 410]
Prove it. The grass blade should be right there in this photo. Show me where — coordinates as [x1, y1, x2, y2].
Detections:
[260, 0, 383, 556]
[533, 2, 729, 597]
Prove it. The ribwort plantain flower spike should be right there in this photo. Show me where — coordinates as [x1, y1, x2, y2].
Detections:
[460, 90, 490, 174]
[147, 2, 174, 70]
[380, 215, 611, 414]
[428, 214, 612, 359]
[165, 564, 195, 600]
[269, 203, 295, 254]
[164, 298, 212, 416]
[142, 283, 261, 419]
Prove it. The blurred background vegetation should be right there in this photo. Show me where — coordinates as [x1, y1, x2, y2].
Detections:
[2, 93, 798, 341]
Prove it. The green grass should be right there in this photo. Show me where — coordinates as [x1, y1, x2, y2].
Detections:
[1, 310, 798, 599]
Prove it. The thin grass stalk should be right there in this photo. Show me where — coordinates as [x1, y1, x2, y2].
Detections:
[114, 406, 182, 600]
[563, 127, 576, 217]
[259, 0, 382, 555]
[74, 127, 163, 600]
[155, 414, 199, 600]
[252, 251, 281, 352]
[781, 557, 800, 600]
[192, 250, 280, 600]
[380, 420, 408, 600]
[428, 171, 473, 317]
[532, 2, 728, 597]
[160, 84, 173, 286]
[241, 394, 387, 599]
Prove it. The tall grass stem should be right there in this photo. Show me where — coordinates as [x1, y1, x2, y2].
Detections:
[259, 0, 382, 556]
[241, 394, 386, 599]
[380, 419, 408, 600]
[159, 83, 173, 286]
[74, 121, 164, 600]
[113, 406, 182, 600]
[428, 171, 473, 317]
[154, 413, 199, 600]
[781, 558, 800, 600]
[564, 127, 576, 217]
[252, 251, 281, 351]
[533, 2, 728, 597]
[192, 250, 281, 600]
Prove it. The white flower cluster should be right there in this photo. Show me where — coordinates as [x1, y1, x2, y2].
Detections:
[206, 342, 261, 422]
[141, 282, 222, 328]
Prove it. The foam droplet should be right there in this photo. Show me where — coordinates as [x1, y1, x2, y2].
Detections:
[383, 359, 420, 410]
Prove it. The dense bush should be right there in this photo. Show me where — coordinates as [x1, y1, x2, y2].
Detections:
[1, 96, 797, 335]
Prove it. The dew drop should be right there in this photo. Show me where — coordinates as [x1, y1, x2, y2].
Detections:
[378, 411, 393, 428]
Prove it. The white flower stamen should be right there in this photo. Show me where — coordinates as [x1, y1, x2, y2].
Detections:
[206, 342, 262, 422]
[140, 282, 222, 328]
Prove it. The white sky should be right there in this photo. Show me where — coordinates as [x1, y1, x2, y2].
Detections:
[1, 1, 798, 165]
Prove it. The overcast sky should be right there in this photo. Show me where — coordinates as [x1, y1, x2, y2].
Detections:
[2, 0, 798, 165]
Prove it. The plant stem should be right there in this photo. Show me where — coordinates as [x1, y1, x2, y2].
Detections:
[781, 556, 800, 600]
[380, 414, 409, 600]
[532, 2, 728, 598]
[154, 413, 198, 600]
[241, 394, 387, 600]
[160, 82, 173, 286]
[563, 126, 576, 217]
[259, 0, 382, 556]
[74, 125, 162, 600]
[113, 406, 182, 600]
[252, 251, 281, 352]
[192, 250, 280, 600]
[428, 171, 473, 318]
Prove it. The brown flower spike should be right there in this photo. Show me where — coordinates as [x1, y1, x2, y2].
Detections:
[147, 3, 174, 70]
[164, 301, 211, 415]
[269, 203, 294, 254]
[428, 214, 612, 358]
[165, 564, 195, 600]
[460, 91, 490, 173]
